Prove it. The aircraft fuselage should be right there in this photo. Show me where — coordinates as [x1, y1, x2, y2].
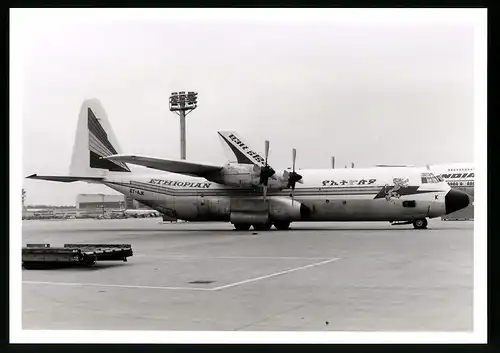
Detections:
[102, 167, 460, 223]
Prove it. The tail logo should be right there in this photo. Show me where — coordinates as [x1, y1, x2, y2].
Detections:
[87, 108, 130, 172]
[374, 177, 425, 201]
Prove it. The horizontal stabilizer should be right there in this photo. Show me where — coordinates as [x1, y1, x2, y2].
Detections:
[26, 174, 104, 183]
[103, 155, 222, 177]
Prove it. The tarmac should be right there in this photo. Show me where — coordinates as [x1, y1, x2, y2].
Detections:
[22, 218, 473, 331]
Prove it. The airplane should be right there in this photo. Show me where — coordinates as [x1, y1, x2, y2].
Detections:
[375, 163, 474, 199]
[26, 99, 470, 231]
[109, 208, 161, 218]
[425, 163, 474, 201]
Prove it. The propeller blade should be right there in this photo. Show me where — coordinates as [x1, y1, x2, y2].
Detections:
[290, 148, 300, 205]
[264, 140, 270, 165]
[259, 140, 276, 201]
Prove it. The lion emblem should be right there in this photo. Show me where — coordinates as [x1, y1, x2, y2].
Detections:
[384, 177, 410, 200]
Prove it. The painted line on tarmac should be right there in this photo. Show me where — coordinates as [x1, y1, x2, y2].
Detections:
[211, 258, 341, 291]
[22, 281, 214, 291]
[23, 258, 340, 292]
[133, 254, 334, 260]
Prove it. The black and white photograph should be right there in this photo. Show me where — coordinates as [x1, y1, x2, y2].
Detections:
[10, 8, 487, 343]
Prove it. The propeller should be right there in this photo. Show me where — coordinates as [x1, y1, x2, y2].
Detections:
[259, 140, 275, 201]
[287, 148, 303, 205]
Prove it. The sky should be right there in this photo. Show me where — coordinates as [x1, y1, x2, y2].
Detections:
[16, 9, 478, 206]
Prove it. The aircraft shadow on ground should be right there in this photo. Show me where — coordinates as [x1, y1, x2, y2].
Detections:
[54, 226, 472, 233]
[286, 226, 472, 231]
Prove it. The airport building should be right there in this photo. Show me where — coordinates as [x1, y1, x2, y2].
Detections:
[22, 207, 78, 220]
[125, 195, 135, 209]
[124, 196, 149, 210]
[22, 194, 155, 220]
[75, 194, 154, 217]
[76, 194, 125, 214]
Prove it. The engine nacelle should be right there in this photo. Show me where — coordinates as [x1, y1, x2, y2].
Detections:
[207, 163, 261, 187]
[206, 164, 296, 190]
[269, 170, 294, 189]
[230, 211, 269, 224]
[229, 198, 306, 224]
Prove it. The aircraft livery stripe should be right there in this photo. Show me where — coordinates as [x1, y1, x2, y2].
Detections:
[87, 108, 130, 172]
[107, 181, 380, 198]
[129, 180, 382, 192]
[87, 108, 118, 155]
[129, 180, 381, 194]
[89, 131, 115, 157]
[107, 183, 378, 198]
[89, 133, 129, 171]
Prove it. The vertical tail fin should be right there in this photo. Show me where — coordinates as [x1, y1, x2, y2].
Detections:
[69, 99, 131, 176]
[217, 131, 266, 166]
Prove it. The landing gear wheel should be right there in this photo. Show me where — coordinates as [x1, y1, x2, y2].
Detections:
[413, 218, 428, 229]
[274, 221, 291, 230]
[253, 223, 272, 231]
[233, 223, 251, 231]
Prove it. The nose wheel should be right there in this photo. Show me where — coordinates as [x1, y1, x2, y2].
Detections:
[412, 218, 428, 229]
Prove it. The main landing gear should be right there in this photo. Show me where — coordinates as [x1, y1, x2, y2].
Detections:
[273, 221, 291, 230]
[234, 219, 428, 231]
[412, 218, 428, 229]
[253, 222, 272, 231]
[390, 218, 428, 229]
[233, 223, 251, 231]
[232, 221, 291, 231]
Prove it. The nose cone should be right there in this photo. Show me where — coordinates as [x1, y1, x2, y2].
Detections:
[445, 189, 470, 214]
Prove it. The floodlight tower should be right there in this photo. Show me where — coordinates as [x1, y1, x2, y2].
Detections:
[22, 188, 26, 210]
[169, 91, 198, 160]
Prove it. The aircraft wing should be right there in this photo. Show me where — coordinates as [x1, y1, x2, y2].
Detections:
[26, 174, 105, 182]
[103, 155, 222, 177]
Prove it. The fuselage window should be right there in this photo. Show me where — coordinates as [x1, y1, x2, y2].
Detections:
[421, 173, 439, 184]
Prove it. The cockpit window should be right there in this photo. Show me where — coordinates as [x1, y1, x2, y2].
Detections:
[421, 172, 440, 184]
